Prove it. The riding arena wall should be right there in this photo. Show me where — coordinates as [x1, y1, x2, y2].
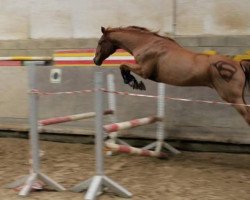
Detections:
[0, 65, 249, 149]
[0, 0, 250, 151]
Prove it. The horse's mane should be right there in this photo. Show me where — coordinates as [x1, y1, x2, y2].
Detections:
[126, 26, 150, 32]
[106, 26, 178, 44]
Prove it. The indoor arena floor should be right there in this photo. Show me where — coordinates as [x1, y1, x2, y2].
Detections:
[0, 138, 249, 200]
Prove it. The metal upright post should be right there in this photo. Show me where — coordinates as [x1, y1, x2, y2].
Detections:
[6, 65, 65, 196]
[156, 83, 180, 154]
[71, 70, 132, 200]
[107, 73, 117, 143]
[94, 71, 105, 177]
[155, 83, 167, 153]
[106, 73, 129, 146]
[107, 73, 117, 123]
[143, 83, 180, 155]
[19, 65, 41, 196]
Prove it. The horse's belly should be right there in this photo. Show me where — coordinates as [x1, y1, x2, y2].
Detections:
[156, 51, 212, 87]
[157, 67, 210, 87]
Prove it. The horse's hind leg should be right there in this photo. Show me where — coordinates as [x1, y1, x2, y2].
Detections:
[120, 64, 146, 90]
[212, 69, 250, 125]
[215, 86, 250, 124]
[228, 96, 250, 124]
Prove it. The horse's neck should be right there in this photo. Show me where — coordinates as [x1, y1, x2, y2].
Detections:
[109, 31, 149, 54]
[110, 31, 179, 54]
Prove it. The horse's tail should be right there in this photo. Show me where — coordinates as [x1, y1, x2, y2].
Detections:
[240, 60, 250, 90]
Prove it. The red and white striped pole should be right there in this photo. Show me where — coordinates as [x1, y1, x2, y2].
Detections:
[105, 142, 167, 158]
[39, 110, 113, 126]
[103, 116, 161, 133]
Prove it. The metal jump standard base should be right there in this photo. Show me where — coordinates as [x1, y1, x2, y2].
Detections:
[71, 71, 132, 200]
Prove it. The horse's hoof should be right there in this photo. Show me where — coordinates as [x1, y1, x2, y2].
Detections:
[123, 79, 130, 84]
[134, 82, 139, 90]
[128, 78, 143, 90]
[138, 81, 146, 90]
[128, 80, 138, 89]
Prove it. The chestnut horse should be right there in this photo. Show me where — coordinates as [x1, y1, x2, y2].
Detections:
[93, 26, 250, 125]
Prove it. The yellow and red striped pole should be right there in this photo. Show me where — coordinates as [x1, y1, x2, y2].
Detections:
[53, 49, 135, 67]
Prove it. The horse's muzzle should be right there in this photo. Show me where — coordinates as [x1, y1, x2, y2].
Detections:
[93, 57, 101, 66]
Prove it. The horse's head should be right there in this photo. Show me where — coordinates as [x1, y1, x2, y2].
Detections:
[93, 27, 117, 66]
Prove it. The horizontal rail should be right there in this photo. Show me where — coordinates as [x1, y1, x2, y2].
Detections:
[29, 89, 96, 96]
[105, 142, 167, 158]
[103, 116, 161, 133]
[29, 88, 250, 108]
[39, 110, 113, 126]
[101, 89, 250, 108]
[0, 56, 52, 61]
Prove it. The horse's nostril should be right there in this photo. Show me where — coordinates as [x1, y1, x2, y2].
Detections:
[93, 57, 101, 66]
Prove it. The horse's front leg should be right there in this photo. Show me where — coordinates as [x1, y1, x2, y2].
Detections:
[120, 63, 146, 90]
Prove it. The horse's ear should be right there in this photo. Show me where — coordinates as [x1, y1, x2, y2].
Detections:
[101, 27, 106, 34]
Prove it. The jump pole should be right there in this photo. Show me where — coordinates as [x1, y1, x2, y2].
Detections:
[39, 110, 113, 126]
[105, 142, 167, 158]
[5, 65, 65, 196]
[142, 83, 180, 154]
[104, 116, 161, 133]
[71, 70, 132, 200]
[103, 116, 170, 158]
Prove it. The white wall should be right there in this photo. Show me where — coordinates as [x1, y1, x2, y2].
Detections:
[0, 0, 249, 40]
[0, 0, 173, 40]
[176, 0, 250, 35]
[70, 0, 173, 38]
[0, 0, 30, 40]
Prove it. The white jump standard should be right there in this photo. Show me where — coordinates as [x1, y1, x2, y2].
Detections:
[6, 66, 66, 196]
[142, 83, 181, 155]
[71, 71, 132, 200]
